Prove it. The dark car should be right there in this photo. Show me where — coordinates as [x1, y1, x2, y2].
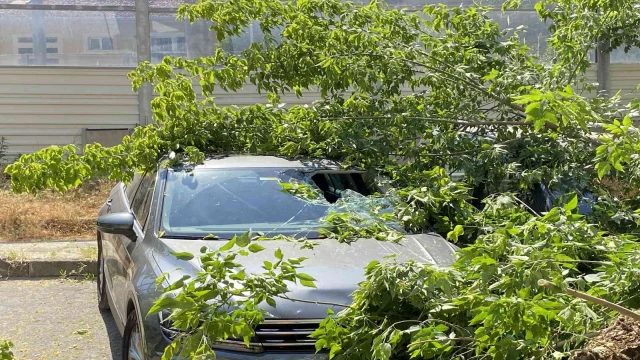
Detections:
[95, 155, 458, 360]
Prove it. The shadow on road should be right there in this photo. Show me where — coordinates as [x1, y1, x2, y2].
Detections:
[101, 309, 123, 360]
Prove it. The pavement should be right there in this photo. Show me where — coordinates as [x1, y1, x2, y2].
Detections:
[0, 278, 122, 360]
[0, 241, 97, 278]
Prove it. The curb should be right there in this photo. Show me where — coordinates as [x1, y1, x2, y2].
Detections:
[0, 258, 97, 278]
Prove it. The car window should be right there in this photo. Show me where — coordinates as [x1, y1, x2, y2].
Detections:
[125, 174, 143, 204]
[131, 173, 156, 229]
[311, 172, 375, 202]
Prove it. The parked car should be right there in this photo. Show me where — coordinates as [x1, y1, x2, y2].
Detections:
[95, 155, 458, 360]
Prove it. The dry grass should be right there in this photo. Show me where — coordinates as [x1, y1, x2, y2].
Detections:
[0, 171, 113, 242]
[599, 177, 640, 200]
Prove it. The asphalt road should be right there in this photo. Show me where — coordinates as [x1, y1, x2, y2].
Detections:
[0, 278, 122, 360]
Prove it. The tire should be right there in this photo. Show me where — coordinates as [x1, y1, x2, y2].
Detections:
[123, 311, 146, 360]
[96, 236, 110, 311]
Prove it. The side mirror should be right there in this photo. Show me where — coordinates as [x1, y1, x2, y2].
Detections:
[97, 213, 136, 239]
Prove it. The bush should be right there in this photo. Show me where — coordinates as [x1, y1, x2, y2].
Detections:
[0, 340, 13, 360]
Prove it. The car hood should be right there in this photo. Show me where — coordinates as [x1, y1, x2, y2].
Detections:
[151, 234, 457, 318]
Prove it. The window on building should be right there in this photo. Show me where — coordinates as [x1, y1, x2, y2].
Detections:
[151, 36, 187, 62]
[15, 36, 60, 58]
[152, 37, 173, 52]
[19, 37, 57, 43]
[88, 37, 114, 51]
[176, 37, 186, 52]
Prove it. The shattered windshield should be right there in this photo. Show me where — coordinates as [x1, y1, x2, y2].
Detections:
[160, 167, 389, 239]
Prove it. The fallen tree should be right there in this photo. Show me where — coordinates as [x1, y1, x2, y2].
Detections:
[5, 0, 640, 359]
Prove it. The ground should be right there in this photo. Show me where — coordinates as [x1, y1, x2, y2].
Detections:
[0, 178, 112, 242]
[0, 278, 122, 360]
[573, 315, 640, 360]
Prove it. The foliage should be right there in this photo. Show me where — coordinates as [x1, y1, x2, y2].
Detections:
[314, 194, 640, 359]
[5, 0, 640, 359]
[151, 232, 317, 359]
[279, 180, 322, 201]
[0, 340, 13, 360]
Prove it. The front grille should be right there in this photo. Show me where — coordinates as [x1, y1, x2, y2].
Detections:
[161, 315, 322, 353]
[253, 319, 321, 352]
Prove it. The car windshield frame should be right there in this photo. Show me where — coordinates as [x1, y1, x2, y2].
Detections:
[156, 166, 384, 240]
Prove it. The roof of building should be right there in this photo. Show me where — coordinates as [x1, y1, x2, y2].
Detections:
[0, 0, 182, 18]
[0, 0, 182, 6]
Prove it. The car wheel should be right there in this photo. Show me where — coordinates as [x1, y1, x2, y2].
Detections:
[97, 237, 110, 311]
[123, 311, 145, 360]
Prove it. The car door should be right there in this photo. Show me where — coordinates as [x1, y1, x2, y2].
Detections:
[110, 172, 156, 321]
[102, 176, 140, 321]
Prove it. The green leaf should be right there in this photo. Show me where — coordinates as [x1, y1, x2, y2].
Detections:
[288, 257, 308, 265]
[275, 248, 284, 260]
[482, 69, 499, 81]
[525, 101, 541, 115]
[296, 273, 316, 281]
[170, 251, 194, 261]
[300, 279, 316, 288]
[219, 238, 236, 252]
[564, 193, 578, 212]
[248, 243, 265, 253]
[266, 297, 277, 307]
[447, 225, 464, 243]
[596, 162, 611, 179]
[584, 273, 602, 283]
[147, 295, 179, 316]
[237, 232, 251, 247]
[230, 269, 246, 281]
[329, 344, 342, 359]
[164, 274, 191, 292]
[162, 341, 180, 360]
[378, 343, 392, 360]
[200, 246, 208, 253]
[203, 233, 217, 240]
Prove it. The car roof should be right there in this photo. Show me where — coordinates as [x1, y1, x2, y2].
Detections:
[190, 155, 343, 170]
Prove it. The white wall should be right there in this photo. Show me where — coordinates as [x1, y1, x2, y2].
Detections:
[0, 66, 138, 158]
[0, 64, 632, 160]
[610, 64, 640, 102]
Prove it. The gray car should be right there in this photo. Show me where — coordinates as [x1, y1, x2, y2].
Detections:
[95, 155, 458, 360]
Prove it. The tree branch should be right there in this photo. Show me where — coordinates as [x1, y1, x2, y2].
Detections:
[275, 295, 352, 309]
[320, 115, 530, 127]
[538, 279, 640, 322]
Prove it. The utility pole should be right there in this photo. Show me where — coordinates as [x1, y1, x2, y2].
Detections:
[596, 40, 610, 97]
[135, 0, 153, 125]
[31, 0, 46, 66]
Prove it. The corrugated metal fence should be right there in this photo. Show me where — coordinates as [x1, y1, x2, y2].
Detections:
[0, 65, 633, 159]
